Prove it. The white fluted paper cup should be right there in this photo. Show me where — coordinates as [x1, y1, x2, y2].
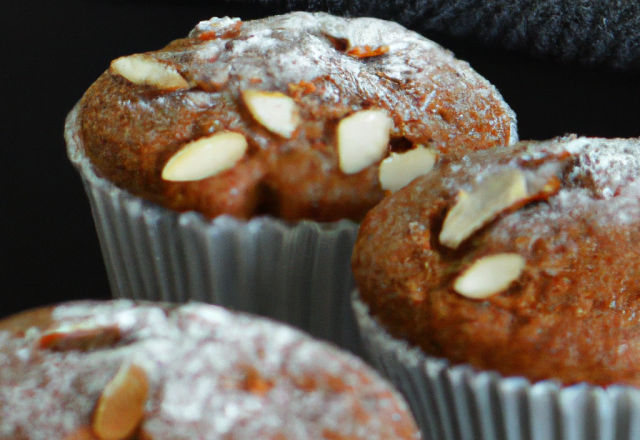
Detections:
[352, 290, 640, 440]
[65, 103, 363, 356]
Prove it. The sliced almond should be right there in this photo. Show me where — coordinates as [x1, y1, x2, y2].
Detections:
[162, 132, 248, 182]
[454, 253, 525, 299]
[110, 54, 190, 90]
[93, 363, 149, 440]
[338, 109, 392, 175]
[39, 322, 121, 351]
[379, 145, 437, 192]
[242, 89, 300, 138]
[439, 168, 528, 249]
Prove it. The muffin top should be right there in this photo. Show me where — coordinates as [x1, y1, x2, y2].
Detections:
[0, 301, 419, 439]
[76, 11, 517, 222]
[353, 136, 640, 386]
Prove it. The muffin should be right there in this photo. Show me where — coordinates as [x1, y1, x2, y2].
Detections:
[0, 300, 420, 439]
[66, 11, 517, 354]
[351, 136, 640, 439]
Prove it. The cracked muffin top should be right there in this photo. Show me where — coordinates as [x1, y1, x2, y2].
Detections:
[76, 11, 517, 222]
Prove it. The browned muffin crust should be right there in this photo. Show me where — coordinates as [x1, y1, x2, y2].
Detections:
[353, 136, 640, 386]
[0, 301, 420, 439]
[78, 12, 517, 222]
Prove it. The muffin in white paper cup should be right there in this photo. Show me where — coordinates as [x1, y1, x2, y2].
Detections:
[65, 12, 518, 356]
[350, 136, 640, 438]
[353, 291, 640, 440]
[65, 104, 362, 355]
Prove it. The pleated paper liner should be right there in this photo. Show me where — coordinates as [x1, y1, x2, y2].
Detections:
[352, 290, 640, 440]
[65, 103, 363, 357]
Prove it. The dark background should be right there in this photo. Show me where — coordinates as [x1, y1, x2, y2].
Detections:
[3, 0, 640, 319]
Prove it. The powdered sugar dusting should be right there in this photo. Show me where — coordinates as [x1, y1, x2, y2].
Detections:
[563, 137, 592, 154]
[567, 138, 640, 198]
[0, 301, 418, 439]
[479, 137, 640, 251]
[80, 11, 518, 222]
[190, 16, 242, 37]
[157, 11, 516, 145]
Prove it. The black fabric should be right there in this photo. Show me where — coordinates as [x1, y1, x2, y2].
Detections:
[245, 0, 640, 69]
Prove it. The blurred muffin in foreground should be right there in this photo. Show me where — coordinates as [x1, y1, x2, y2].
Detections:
[0, 300, 420, 439]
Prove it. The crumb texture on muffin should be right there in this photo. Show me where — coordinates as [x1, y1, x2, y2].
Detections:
[0, 301, 419, 439]
[353, 136, 640, 386]
[79, 12, 517, 222]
